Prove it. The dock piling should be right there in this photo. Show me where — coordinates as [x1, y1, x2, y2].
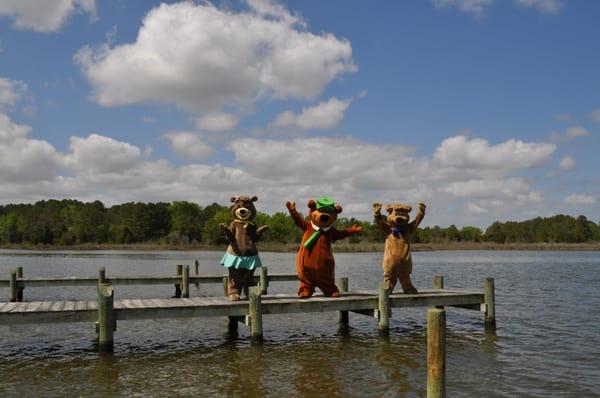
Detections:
[248, 285, 263, 343]
[9, 269, 17, 302]
[173, 265, 183, 298]
[378, 281, 391, 335]
[17, 267, 24, 302]
[427, 308, 446, 398]
[194, 260, 200, 288]
[182, 265, 190, 298]
[97, 283, 115, 352]
[222, 277, 229, 296]
[484, 277, 496, 332]
[434, 275, 444, 289]
[338, 277, 349, 326]
[259, 267, 268, 294]
[98, 267, 106, 284]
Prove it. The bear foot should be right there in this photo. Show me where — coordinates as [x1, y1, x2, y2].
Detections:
[298, 289, 313, 299]
[229, 293, 241, 301]
[402, 287, 418, 294]
[329, 291, 341, 298]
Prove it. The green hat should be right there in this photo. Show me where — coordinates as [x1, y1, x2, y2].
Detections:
[316, 196, 335, 213]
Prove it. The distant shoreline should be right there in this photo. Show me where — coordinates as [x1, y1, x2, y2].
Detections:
[1, 241, 599, 252]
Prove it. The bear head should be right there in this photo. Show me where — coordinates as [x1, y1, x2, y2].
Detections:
[385, 204, 412, 227]
[230, 196, 258, 221]
[308, 197, 342, 229]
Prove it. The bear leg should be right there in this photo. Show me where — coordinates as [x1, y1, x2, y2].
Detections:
[383, 263, 400, 294]
[297, 267, 315, 298]
[398, 261, 418, 294]
[228, 268, 246, 300]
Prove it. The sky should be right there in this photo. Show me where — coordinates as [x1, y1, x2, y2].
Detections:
[0, 0, 598, 228]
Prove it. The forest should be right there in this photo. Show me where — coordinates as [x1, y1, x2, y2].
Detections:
[0, 199, 599, 246]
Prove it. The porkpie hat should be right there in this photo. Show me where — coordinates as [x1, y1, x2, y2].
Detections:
[316, 196, 336, 213]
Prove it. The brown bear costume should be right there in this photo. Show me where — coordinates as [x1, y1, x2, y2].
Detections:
[286, 197, 362, 298]
[373, 202, 426, 293]
[220, 196, 269, 301]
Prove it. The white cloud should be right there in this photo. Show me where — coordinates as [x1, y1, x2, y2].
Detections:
[0, 114, 64, 182]
[432, 0, 493, 17]
[0, 77, 27, 111]
[165, 132, 213, 159]
[516, 0, 562, 14]
[432, 135, 556, 170]
[66, 134, 141, 174]
[559, 155, 575, 171]
[564, 194, 596, 206]
[195, 113, 239, 132]
[271, 97, 352, 131]
[0, 0, 96, 33]
[75, 1, 355, 111]
[565, 126, 592, 140]
[587, 109, 600, 123]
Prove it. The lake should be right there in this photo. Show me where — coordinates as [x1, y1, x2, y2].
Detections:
[0, 250, 599, 397]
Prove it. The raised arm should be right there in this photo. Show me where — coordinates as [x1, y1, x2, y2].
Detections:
[219, 222, 235, 243]
[330, 224, 362, 242]
[286, 201, 308, 230]
[373, 202, 391, 235]
[409, 203, 426, 231]
[256, 225, 269, 241]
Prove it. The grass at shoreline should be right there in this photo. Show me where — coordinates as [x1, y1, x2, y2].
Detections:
[1, 241, 599, 252]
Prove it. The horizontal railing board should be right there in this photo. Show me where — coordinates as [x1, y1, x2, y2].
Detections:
[0, 290, 484, 325]
[0, 273, 298, 288]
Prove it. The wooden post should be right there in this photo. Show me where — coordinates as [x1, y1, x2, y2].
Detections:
[9, 269, 17, 302]
[434, 274, 444, 309]
[97, 283, 115, 352]
[222, 276, 229, 296]
[378, 281, 391, 335]
[17, 266, 24, 302]
[338, 277, 349, 326]
[427, 308, 446, 398]
[182, 265, 190, 298]
[98, 267, 106, 284]
[434, 275, 444, 289]
[248, 286, 263, 343]
[194, 259, 200, 288]
[484, 277, 496, 332]
[173, 264, 182, 298]
[259, 267, 268, 295]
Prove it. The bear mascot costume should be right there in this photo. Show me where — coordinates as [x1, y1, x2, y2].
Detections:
[373, 202, 426, 293]
[220, 196, 269, 301]
[286, 197, 362, 298]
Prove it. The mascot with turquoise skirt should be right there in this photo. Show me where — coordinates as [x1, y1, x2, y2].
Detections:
[220, 196, 269, 301]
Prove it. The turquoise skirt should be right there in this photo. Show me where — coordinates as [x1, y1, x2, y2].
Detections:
[220, 252, 262, 270]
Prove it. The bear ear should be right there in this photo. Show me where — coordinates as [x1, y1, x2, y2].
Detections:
[307, 199, 317, 211]
[251, 196, 258, 202]
[335, 205, 343, 214]
[385, 205, 394, 214]
[230, 196, 237, 203]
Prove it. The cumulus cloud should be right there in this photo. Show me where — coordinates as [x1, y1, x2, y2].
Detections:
[516, 0, 562, 14]
[0, 116, 561, 226]
[0, 77, 27, 110]
[559, 156, 575, 171]
[0, 114, 64, 183]
[587, 109, 600, 123]
[195, 113, 239, 132]
[75, 1, 355, 111]
[432, 135, 555, 171]
[565, 126, 592, 140]
[564, 194, 596, 206]
[65, 134, 142, 174]
[271, 97, 352, 131]
[165, 132, 213, 159]
[432, 0, 493, 17]
[0, 0, 96, 33]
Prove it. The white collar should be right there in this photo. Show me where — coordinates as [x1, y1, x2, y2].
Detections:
[311, 222, 331, 232]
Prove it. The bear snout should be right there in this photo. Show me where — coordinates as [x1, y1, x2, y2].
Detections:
[235, 207, 251, 220]
[319, 214, 330, 223]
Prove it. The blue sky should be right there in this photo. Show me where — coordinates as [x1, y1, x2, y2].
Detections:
[0, 0, 598, 227]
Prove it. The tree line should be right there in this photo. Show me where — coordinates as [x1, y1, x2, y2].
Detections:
[0, 199, 599, 246]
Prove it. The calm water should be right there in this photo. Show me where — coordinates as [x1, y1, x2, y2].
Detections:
[0, 250, 599, 397]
